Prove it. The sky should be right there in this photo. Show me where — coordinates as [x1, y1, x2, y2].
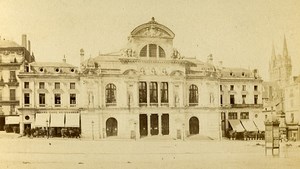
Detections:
[0, 0, 299, 80]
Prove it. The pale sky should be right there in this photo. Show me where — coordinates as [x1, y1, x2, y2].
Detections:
[0, 0, 299, 80]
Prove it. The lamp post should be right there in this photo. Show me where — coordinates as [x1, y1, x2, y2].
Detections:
[134, 122, 137, 140]
[91, 121, 94, 140]
[46, 119, 49, 139]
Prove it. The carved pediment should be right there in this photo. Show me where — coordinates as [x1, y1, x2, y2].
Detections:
[131, 17, 175, 39]
[136, 26, 171, 38]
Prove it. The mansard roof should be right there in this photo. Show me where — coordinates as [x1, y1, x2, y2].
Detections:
[0, 39, 21, 48]
[130, 17, 175, 39]
[31, 62, 76, 68]
[220, 67, 254, 78]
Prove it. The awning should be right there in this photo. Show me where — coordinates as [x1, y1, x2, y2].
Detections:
[228, 120, 245, 132]
[253, 119, 265, 132]
[5, 116, 20, 124]
[50, 113, 65, 127]
[35, 113, 50, 127]
[65, 113, 80, 127]
[241, 120, 258, 132]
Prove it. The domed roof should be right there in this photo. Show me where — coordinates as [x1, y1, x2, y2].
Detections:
[131, 17, 175, 39]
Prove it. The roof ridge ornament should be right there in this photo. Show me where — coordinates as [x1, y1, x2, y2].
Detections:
[149, 17, 157, 24]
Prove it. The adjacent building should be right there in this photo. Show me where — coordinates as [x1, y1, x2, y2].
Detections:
[18, 59, 80, 135]
[284, 75, 300, 140]
[0, 35, 34, 131]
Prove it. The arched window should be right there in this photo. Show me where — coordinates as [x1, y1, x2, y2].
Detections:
[159, 46, 166, 58]
[106, 83, 116, 106]
[140, 45, 147, 57]
[149, 44, 157, 58]
[189, 84, 198, 106]
[139, 82, 147, 105]
[161, 82, 168, 103]
[150, 82, 158, 104]
[139, 44, 166, 58]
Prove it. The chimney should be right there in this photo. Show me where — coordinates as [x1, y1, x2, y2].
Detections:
[207, 54, 213, 64]
[218, 61, 223, 68]
[22, 34, 27, 49]
[253, 69, 258, 79]
[80, 48, 85, 64]
[28, 40, 31, 53]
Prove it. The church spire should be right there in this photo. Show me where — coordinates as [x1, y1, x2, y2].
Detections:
[283, 35, 288, 57]
[272, 42, 276, 59]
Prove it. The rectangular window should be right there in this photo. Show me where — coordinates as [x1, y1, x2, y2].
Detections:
[39, 93, 45, 107]
[242, 95, 246, 104]
[10, 105, 15, 114]
[240, 112, 249, 119]
[230, 95, 235, 104]
[54, 94, 61, 106]
[254, 95, 258, 104]
[24, 82, 29, 89]
[0, 89, 2, 101]
[150, 82, 158, 103]
[230, 85, 234, 91]
[220, 95, 223, 105]
[220, 85, 223, 91]
[70, 94, 76, 106]
[70, 83, 76, 89]
[161, 82, 168, 103]
[39, 82, 45, 89]
[24, 93, 30, 105]
[254, 85, 258, 91]
[10, 89, 16, 101]
[9, 71, 16, 82]
[228, 112, 237, 119]
[242, 85, 246, 91]
[139, 82, 147, 104]
[54, 82, 60, 89]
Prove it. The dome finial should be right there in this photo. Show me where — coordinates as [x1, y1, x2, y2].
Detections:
[151, 17, 155, 21]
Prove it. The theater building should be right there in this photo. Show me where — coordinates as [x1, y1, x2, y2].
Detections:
[17, 18, 264, 140]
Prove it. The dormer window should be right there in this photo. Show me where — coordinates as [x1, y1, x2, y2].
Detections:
[139, 44, 165, 58]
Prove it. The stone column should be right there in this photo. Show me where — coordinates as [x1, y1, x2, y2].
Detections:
[147, 114, 151, 136]
[147, 82, 150, 107]
[158, 82, 161, 107]
[158, 114, 162, 136]
[169, 82, 174, 107]
[146, 44, 149, 58]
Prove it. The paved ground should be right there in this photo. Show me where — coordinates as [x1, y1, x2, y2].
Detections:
[0, 132, 300, 169]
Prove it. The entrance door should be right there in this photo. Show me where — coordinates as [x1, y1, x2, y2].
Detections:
[150, 114, 158, 135]
[189, 116, 199, 135]
[106, 118, 118, 137]
[162, 114, 169, 135]
[139, 114, 148, 137]
[0, 116, 5, 131]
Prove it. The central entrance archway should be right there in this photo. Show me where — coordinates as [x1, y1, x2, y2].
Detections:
[189, 116, 199, 135]
[106, 118, 118, 137]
